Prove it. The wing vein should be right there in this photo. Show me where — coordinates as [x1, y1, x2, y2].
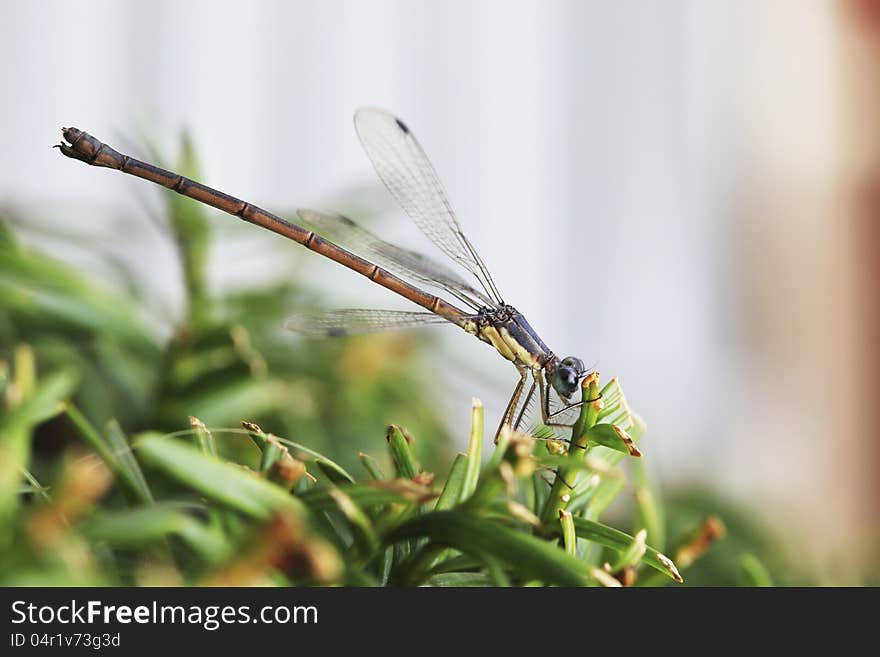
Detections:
[354, 107, 504, 306]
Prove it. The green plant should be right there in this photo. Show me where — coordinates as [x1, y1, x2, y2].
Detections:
[2, 342, 732, 586]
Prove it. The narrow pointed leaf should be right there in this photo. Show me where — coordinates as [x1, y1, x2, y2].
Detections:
[136, 434, 304, 520]
[461, 398, 483, 499]
[433, 453, 467, 511]
[571, 517, 682, 582]
[105, 419, 153, 503]
[385, 510, 592, 586]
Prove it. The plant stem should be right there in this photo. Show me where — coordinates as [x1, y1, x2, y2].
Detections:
[540, 372, 601, 527]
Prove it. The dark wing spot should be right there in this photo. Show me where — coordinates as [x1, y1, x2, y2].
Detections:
[326, 327, 347, 337]
[338, 214, 356, 227]
[395, 118, 410, 134]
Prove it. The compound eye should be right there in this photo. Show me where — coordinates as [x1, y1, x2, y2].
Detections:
[551, 366, 579, 397]
[561, 356, 585, 374]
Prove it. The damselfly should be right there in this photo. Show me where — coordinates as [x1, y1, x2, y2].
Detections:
[56, 108, 591, 439]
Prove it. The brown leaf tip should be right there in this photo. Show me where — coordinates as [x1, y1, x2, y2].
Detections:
[656, 553, 684, 583]
[675, 515, 726, 569]
[271, 454, 307, 485]
[612, 424, 642, 457]
[411, 471, 435, 487]
[385, 424, 413, 444]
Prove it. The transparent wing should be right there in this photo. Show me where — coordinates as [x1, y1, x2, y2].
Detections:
[513, 379, 582, 441]
[297, 209, 494, 311]
[353, 107, 503, 306]
[285, 309, 468, 338]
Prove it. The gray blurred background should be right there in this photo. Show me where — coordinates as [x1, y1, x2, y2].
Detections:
[2, 0, 877, 577]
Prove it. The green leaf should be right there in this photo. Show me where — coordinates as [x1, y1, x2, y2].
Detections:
[385, 510, 592, 586]
[135, 433, 304, 520]
[160, 133, 210, 320]
[298, 482, 428, 514]
[12, 344, 35, 397]
[584, 477, 625, 520]
[739, 553, 773, 587]
[105, 420, 153, 503]
[428, 456, 469, 575]
[631, 458, 665, 551]
[164, 379, 291, 427]
[18, 468, 50, 503]
[64, 405, 150, 504]
[258, 438, 286, 473]
[386, 424, 419, 479]
[358, 452, 386, 480]
[0, 251, 159, 351]
[2, 370, 77, 437]
[433, 453, 467, 511]
[571, 517, 682, 582]
[532, 453, 624, 475]
[582, 423, 641, 457]
[483, 554, 511, 587]
[0, 369, 76, 533]
[326, 488, 380, 557]
[188, 416, 217, 457]
[291, 455, 352, 486]
[577, 477, 629, 567]
[484, 425, 511, 472]
[271, 433, 355, 484]
[461, 399, 483, 499]
[426, 572, 495, 587]
[611, 528, 647, 572]
[559, 510, 576, 557]
[316, 461, 353, 485]
[169, 347, 241, 387]
[82, 503, 231, 563]
[425, 553, 483, 575]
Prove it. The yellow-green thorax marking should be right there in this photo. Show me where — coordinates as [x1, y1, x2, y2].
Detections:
[471, 304, 553, 370]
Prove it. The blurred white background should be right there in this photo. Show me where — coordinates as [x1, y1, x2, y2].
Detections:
[2, 1, 875, 570]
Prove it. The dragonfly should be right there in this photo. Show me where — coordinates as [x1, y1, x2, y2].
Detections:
[56, 108, 591, 439]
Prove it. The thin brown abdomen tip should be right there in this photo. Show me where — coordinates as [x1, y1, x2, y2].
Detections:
[61, 126, 82, 142]
[58, 127, 105, 161]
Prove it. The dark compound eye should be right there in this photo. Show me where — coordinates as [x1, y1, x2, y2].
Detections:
[550, 366, 579, 398]
[561, 356, 585, 374]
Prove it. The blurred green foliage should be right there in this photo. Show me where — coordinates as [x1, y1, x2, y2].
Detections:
[2, 346, 698, 586]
